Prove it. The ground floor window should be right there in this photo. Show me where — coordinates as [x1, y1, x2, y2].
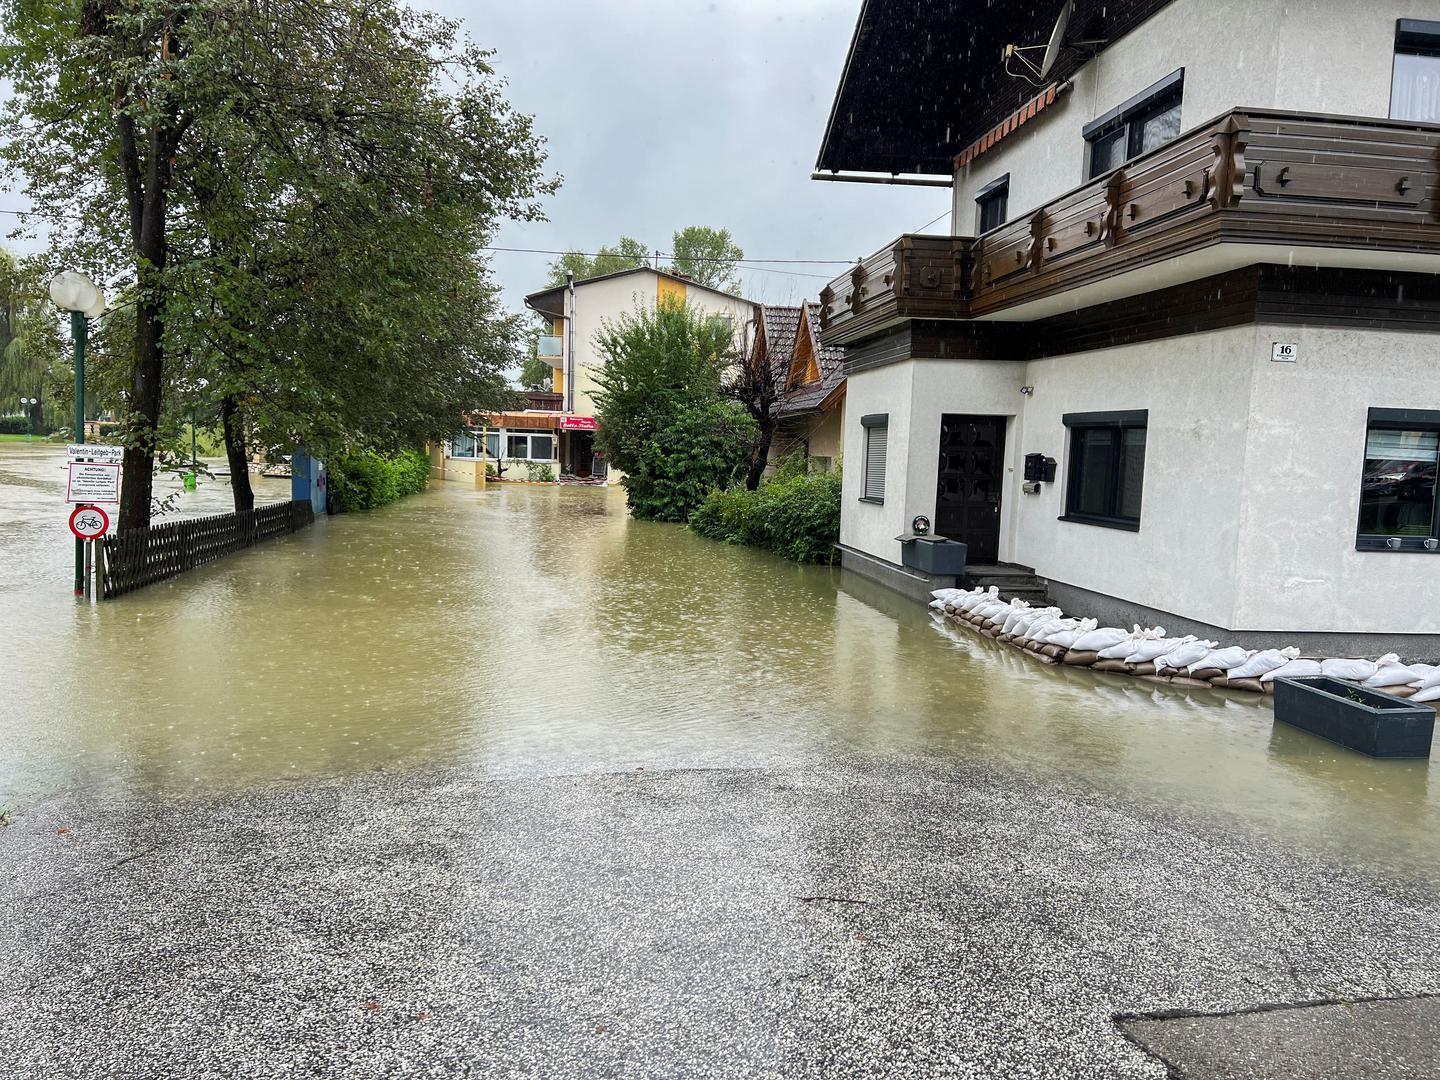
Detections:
[1358, 408, 1440, 551]
[505, 430, 555, 461]
[1061, 410, 1147, 530]
[448, 431, 502, 459]
[861, 414, 888, 503]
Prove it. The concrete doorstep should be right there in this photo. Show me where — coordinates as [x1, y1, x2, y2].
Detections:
[1118, 995, 1440, 1079]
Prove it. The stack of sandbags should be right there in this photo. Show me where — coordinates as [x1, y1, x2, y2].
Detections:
[923, 590, 1439, 708]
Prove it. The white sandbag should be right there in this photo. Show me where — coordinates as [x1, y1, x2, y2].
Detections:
[1405, 664, 1437, 688]
[1365, 659, 1425, 688]
[1045, 618, 1098, 650]
[1013, 609, 1063, 643]
[1412, 667, 1440, 691]
[1189, 646, 1250, 675]
[1226, 647, 1301, 681]
[1071, 626, 1130, 653]
[959, 587, 999, 613]
[1031, 618, 1080, 645]
[1097, 626, 1166, 660]
[1260, 658, 1324, 683]
[1126, 635, 1194, 665]
[1000, 601, 1034, 636]
[1413, 684, 1440, 703]
[1154, 639, 1217, 672]
[928, 599, 946, 609]
[930, 588, 965, 602]
[1320, 656, 1385, 683]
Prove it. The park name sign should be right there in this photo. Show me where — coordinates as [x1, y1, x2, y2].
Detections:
[67, 443, 124, 463]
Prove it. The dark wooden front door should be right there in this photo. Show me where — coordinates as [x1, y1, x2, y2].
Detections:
[935, 414, 1006, 563]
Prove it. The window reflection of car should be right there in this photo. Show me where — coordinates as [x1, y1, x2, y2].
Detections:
[1398, 461, 1438, 502]
[1364, 459, 1434, 499]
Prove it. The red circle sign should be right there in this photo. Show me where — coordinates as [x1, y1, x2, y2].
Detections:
[69, 504, 109, 539]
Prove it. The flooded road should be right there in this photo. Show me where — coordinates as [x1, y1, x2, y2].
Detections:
[2, 440, 1438, 882]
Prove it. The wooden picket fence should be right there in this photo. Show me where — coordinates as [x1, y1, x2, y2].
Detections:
[100, 500, 315, 600]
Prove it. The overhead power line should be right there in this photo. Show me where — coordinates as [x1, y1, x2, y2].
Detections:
[482, 245, 854, 265]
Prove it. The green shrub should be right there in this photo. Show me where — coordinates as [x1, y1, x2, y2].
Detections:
[621, 398, 756, 523]
[524, 461, 555, 482]
[328, 448, 430, 511]
[0, 415, 49, 435]
[770, 451, 809, 483]
[690, 470, 841, 564]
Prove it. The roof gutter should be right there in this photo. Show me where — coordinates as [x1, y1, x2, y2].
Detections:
[809, 172, 952, 188]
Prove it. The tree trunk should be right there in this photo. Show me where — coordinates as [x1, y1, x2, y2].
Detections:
[116, 117, 173, 533]
[221, 394, 254, 512]
[745, 418, 775, 491]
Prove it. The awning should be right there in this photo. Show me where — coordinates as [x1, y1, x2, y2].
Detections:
[468, 411, 599, 432]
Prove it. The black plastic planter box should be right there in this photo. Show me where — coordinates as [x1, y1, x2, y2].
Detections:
[900, 537, 968, 576]
[1273, 676, 1435, 758]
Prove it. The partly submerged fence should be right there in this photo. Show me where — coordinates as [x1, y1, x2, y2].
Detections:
[100, 499, 314, 600]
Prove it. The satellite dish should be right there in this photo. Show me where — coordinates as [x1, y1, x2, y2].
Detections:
[1003, 0, 1105, 86]
[1040, 0, 1073, 79]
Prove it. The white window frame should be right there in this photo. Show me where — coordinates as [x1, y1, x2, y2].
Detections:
[503, 430, 556, 462]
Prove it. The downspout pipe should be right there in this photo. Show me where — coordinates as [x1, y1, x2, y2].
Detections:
[565, 271, 575, 415]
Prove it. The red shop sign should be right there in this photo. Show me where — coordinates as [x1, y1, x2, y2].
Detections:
[558, 415, 599, 431]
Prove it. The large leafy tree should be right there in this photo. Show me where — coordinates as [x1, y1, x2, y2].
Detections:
[670, 226, 743, 294]
[545, 236, 651, 287]
[591, 298, 754, 522]
[1, 0, 553, 525]
[0, 252, 60, 434]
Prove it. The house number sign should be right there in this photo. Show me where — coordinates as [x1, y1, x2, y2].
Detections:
[1271, 342, 1298, 363]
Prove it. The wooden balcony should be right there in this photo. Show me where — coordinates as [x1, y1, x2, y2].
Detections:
[817, 108, 1440, 345]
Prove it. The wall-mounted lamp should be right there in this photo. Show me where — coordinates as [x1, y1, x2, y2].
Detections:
[1020, 385, 1035, 396]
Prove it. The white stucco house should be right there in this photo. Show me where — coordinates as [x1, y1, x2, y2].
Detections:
[815, 0, 1440, 656]
[442, 267, 756, 483]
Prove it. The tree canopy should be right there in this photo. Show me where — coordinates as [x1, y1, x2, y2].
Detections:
[542, 227, 744, 294]
[669, 226, 744, 294]
[590, 298, 754, 521]
[0, 0, 555, 525]
[544, 237, 652, 287]
[0, 252, 60, 434]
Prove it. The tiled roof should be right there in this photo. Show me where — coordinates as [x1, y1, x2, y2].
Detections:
[777, 303, 845, 416]
[759, 305, 802, 368]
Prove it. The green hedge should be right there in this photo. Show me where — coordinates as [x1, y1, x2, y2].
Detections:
[690, 470, 841, 564]
[0, 416, 46, 435]
[327, 448, 430, 511]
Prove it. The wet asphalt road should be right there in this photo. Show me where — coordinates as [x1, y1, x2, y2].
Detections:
[6, 755, 1440, 1079]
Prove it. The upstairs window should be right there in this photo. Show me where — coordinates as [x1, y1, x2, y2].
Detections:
[975, 174, 1009, 234]
[1061, 411, 1147, 530]
[1392, 20, 1440, 122]
[1084, 70, 1184, 179]
[861, 414, 888, 503]
[1358, 408, 1440, 551]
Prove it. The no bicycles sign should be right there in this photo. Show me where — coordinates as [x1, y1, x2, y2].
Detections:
[68, 504, 109, 540]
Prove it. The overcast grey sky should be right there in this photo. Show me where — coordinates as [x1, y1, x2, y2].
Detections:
[440, 0, 950, 312]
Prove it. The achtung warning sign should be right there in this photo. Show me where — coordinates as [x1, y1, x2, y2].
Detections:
[66, 462, 121, 504]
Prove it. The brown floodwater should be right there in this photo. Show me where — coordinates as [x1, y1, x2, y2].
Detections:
[2, 441, 1438, 882]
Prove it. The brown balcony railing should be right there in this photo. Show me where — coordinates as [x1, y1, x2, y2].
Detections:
[817, 107, 1440, 345]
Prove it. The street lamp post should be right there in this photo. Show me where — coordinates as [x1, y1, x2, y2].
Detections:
[49, 270, 106, 595]
[20, 396, 36, 441]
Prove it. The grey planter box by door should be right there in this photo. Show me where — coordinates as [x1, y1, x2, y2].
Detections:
[900, 537, 968, 576]
[1273, 676, 1435, 758]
